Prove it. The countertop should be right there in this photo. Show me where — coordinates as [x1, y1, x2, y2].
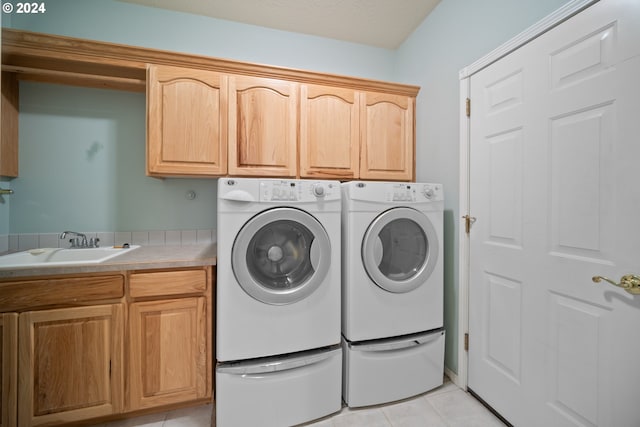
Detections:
[0, 243, 217, 279]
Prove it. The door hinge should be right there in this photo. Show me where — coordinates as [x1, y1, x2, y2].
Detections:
[465, 98, 471, 117]
[464, 333, 469, 351]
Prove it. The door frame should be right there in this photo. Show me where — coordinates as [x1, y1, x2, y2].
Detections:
[455, 0, 599, 389]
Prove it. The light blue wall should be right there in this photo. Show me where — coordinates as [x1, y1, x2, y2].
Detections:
[3, 0, 572, 373]
[11, 83, 218, 233]
[394, 0, 571, 374]
[5, 0, 395, 234]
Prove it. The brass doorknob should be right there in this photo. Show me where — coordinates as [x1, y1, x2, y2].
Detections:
[592, 274, 640, 295]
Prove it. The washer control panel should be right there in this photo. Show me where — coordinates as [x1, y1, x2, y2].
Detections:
[260, 180, 339, 202]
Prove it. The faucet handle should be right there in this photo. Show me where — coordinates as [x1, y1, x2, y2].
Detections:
[89, 237, 100, 248]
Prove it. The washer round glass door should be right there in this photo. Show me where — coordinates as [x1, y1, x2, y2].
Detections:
[232, 207, 331, 305]
[362, 207, 439, 293]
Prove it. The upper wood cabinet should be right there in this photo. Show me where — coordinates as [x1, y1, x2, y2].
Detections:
[300, 84, 360, 179]
[147, 65, 228, 177]
[228, 75, 298, 177]
[360, 92, 415, 181]
[1, 73, 19, 178]
[2, 29, 420, 181]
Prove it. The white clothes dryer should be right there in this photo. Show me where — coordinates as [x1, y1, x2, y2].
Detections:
[341, 181, 444, 341]
[341, 181, 445, 407]
[217, 178, 341, 361]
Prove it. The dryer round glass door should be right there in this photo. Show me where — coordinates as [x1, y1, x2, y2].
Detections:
[362, 207, 439, 293]
[232, 207, 331, 304]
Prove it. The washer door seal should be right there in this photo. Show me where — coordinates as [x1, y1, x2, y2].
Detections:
[232, 207, 331, 305]
[362, 207, 438, 293]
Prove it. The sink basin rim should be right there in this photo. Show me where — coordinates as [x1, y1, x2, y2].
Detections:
[0, 245, 141, 268]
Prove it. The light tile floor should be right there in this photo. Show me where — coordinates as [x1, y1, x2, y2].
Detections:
[91, 381, 506, 427]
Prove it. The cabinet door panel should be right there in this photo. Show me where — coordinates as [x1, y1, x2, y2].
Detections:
[1, 72, 19, 178]
[300, 84, 359, 179]
[147, 65, 227, 177]
[360, 92, 415, 181]
[18, 305, 124, 426]
[229, 75, 297, 177]
[129, 297, 209, 410]
[1, 313, 18, 427]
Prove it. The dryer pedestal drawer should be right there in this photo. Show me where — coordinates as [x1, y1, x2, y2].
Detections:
[216, 347, 342, 427]
[342, 330, 444, 407]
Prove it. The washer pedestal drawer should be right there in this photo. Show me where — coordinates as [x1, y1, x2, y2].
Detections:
[216, 346, 342, 426]
[342, 330, 444, 408]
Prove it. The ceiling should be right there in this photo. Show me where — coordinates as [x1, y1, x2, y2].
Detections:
[121, 0, 441, 49]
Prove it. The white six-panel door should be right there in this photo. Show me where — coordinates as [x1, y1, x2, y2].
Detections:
[466, 0, 640, 425]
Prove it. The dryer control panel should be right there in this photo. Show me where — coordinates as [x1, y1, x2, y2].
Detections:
[388, 183, 443, 203]
[343, 181, 443, 204]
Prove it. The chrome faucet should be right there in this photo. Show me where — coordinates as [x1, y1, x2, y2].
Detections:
[59, 231, 99, 248]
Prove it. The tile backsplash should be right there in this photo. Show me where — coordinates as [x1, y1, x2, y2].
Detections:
[0, 229, 216, 253]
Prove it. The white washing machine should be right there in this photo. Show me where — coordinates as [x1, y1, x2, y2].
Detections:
[341, 181, 445, 407]
[216, 178, 342, 426]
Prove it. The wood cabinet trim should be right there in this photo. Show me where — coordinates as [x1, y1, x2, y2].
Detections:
[0, 274, 125, 312]
[2, 28, 420, 97]
[1, 313, 18, 427]
[1, 72, 19, 178]
[129, 268, 208, 299]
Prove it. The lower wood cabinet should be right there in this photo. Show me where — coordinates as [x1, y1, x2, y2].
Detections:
[129, 297, 208, 410]
[1, 313, 18, 427]
[0, 265, 213, 427]
[18, 304, 124, 426]
[128, 267, 212, 411]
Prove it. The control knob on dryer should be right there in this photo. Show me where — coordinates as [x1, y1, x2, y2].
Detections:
[423, 186, 435, 199]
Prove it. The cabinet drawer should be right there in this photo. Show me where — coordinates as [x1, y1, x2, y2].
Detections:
[129, 269, 207, 298]
[0, 275, 125, 312]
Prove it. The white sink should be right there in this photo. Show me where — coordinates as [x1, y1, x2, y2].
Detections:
[0, 245, 140, 268]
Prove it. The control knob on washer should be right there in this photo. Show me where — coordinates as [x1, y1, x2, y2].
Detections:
[312, 184, 326, 198]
